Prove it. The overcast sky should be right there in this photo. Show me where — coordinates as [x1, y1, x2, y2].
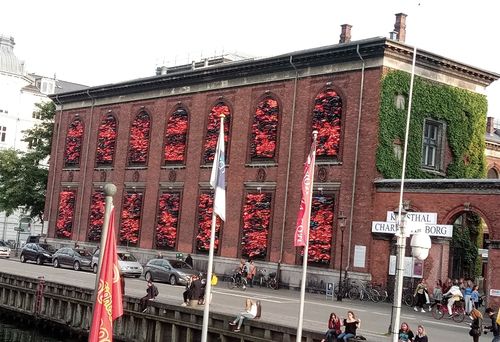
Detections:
[2, 0, 499, 120]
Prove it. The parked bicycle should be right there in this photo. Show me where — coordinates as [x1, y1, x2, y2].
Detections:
[227, 271, 247, 290]
[359, 282, 380, 302]
[431, 298, 466, 322]
[334, 277, 360, 300]
[389, 286, 416, 306]
[372, 282, 389, 302]
[259, 269, 278, 290]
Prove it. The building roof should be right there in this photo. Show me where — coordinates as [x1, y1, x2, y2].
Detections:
[0, 35, 26, 75]
[50, 37, 500, 105]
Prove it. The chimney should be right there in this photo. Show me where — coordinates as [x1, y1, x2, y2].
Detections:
[487, 117, 495, 135]
[394, 13, 407, 42]
[339, 24, 352, 43]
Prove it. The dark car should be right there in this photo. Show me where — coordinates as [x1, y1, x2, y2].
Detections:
[20, 243, 57, 265]
[52, 247, 93, 271]
[143, 259, 203, 285]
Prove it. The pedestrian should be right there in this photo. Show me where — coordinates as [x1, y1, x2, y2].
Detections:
[337, 311, 360, 342]
[320, 312, 341, 342]
[248, 260, 256, 287]
[156, 251, 163, 259]
[120, 272, 125, 295]
[470, 285, 480, 309]
[469, 309, 483, 342]
[429, 279, 443, 311]
[459, 277, 466, 296]
[397, 322, 414, 342]
[140, 280, 158, 313]
[185, 253, 193, 267]
[414, 325, 428, 342]
[484, 307, 500, 342]
[414, 278, 427, 313]
[443, 277, 452, 294]
[181, 275, 202, 306]
[229, 298, 258, 332]
[236, 259, 246, 282]
[464, 280, 473, 314]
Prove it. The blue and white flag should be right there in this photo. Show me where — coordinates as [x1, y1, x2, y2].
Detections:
[210, 116, 226, 221]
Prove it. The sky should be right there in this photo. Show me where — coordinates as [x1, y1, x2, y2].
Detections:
[2, 0, 499, 120]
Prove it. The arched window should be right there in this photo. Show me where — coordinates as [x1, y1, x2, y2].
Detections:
[312, 91, 342, 157]
[251, 98, 279, 159]
[487, 168, 499, 179]
[128, 112, 150, 164]
[88, 191, 105, 241]
[120, 192, 143, 245]
[204, 103, 231, 164]
[96, 115, 117, 165]
[196, 193, 221, 252]
[241, 193, 271, 258]
[64, 119, 84, 167]
[56, 190, 76, 238]
[156, 193, 180, 249]
[164, 108, 188, 163]
[301, 195, 334, 264]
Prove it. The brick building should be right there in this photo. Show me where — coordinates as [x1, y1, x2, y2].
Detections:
[44, 14, 500, 292]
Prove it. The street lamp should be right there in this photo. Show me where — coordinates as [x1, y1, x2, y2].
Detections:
[337, 211, 347, 301]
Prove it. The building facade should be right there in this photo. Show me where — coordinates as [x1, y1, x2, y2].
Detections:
[44, 16, 500, 293]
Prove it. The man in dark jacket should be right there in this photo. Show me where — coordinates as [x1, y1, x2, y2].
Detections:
[485, 307, 500, 342]
[182, 276, 202, 306]
[140, 280, 158, 312]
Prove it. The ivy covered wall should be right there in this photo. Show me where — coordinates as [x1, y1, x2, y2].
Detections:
[377, 70, 488, 179]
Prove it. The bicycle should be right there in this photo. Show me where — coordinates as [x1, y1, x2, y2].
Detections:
[334, 277, 360, 300]
[431, 298, 466, 323]
[389, 287, 416, 307]
[227, 272, 247, 290]
[259, 269, 278, 290]
[359, 282, 380, 302]
[371, 282, 389, 302]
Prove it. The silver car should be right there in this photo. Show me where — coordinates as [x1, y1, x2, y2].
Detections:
[143, 259, 203, 285]
[52, 247, 93, 271]
[0, 241, 11, 258]
[92, 249, 143, 277]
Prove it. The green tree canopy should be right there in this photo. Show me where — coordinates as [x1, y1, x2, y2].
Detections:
[0, 101, 55, 221]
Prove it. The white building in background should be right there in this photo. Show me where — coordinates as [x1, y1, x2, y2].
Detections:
[0, 34, 87, 245]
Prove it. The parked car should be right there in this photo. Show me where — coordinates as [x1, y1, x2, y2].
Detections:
[0, 241, 11, 258]
[91, 249, 143, 277]
[20, 243, 57, 265]
[52, 247, 93, 271]
[143, 259, 204, 285]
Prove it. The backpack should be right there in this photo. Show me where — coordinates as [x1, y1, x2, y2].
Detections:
[153, 285, 159, 297]
[211, 274, 218, 286]
[254, 300, 262, 319]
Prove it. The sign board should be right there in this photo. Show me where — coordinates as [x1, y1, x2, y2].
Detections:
[490, 289, 500, 297]
[353, 246, 366, 268]
[386, 211, 437, 224]
[176, 253, 183, 260]
[388, 255, 423, 278]
[326, 282, 334, 300]
[372, 221, 453, 238]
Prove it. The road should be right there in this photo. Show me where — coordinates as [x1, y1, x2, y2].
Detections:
[0, 258, 488, 341]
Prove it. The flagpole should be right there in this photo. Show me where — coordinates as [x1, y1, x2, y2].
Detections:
[202, 114, 226, 342]
[89, 183, 116, 342]
[296, 131, 318, 341]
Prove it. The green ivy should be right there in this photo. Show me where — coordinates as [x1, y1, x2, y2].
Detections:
[452, 212, 482, 279]
[377, 70, 487, 179]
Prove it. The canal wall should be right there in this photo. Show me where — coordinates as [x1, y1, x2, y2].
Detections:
[0, 272, 324, 342]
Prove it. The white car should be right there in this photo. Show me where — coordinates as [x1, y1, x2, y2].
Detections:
[92, 249, 143, 277]
[0, 241, 11, 258]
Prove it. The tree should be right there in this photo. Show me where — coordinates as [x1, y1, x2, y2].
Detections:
[0, 101, 55, 221]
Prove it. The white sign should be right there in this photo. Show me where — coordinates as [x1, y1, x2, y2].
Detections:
[388, 255, 423, 278]
[490, 289, 500, 297]
[353, 246, 366, 268]
[371, 221, 453, 238]
[326, 282, 334, 300]
[386, 211, 438, 224]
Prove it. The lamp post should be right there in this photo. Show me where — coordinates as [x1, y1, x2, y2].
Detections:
[390, 207, 407, 341]
[337, 211, 347, 301]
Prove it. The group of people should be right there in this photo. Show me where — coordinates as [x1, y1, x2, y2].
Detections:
[397, 322, 428, 342]
[320, 311, 361, 342]
[236, 258, 257, 287]
[414, 277, 481, 317]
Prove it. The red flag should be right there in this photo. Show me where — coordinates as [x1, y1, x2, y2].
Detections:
[294, 138, 317, 247]
[89, 207, 124, 342]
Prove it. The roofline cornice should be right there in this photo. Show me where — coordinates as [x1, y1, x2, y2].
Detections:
[375, 178, 500, 194]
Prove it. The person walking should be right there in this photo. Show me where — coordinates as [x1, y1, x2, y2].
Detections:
[337, 311, 360, 342]
[140, 280, 158, 312]
[248, 260, 256, 287]
[414, 325, 428, 342]
[320, 312, 342, 342]
[485, 307, 500, 342]
[469, 309, 483, 342]
[397, 322, 414, 342]
[464, 280, 473, 314]
[185, 253, 193, 267]
[414, 278, 428, 313]
[470, 285, 480, 309]
[429, 279, 443, 311]
[229, 298, 258, 332]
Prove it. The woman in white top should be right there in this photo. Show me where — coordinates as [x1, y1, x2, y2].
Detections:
[229, 298, 257, 332]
